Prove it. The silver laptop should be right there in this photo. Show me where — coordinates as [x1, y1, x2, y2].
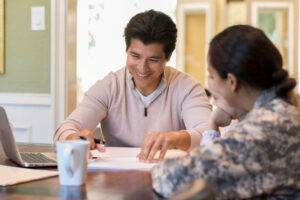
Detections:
[0, 107, 57, 167]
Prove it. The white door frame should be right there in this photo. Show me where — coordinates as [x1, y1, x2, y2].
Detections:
[177, 1, 215, 86]
[51, 0, 67, 129]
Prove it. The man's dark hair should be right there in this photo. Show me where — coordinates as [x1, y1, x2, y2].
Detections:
[124, 9, 177, 60]
[204, 88, 211, 98]
[208, 25, 296, 98]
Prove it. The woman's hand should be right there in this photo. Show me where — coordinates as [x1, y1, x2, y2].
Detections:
[138, 131, 190, 163]
[209, 107, 233, 131]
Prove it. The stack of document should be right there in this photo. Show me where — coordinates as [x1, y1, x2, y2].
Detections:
[0, 165, 58, 186]
[88, 147, 186, 171]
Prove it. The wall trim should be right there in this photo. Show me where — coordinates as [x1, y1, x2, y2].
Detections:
[0, 93, 51, 106]
[11, 122, 33, 142]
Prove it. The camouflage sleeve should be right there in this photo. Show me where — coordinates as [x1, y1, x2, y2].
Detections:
[151, 141, 226, 198]
[151, 132, 276, 199]
[152, 99, 300, 199]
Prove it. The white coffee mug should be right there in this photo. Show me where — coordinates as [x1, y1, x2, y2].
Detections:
[56, 140, 89, 186]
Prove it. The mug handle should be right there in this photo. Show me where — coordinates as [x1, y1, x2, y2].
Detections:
[63, 147, 74, 177]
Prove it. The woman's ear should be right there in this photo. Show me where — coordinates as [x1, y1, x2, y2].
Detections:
[226, 73, 238, 92]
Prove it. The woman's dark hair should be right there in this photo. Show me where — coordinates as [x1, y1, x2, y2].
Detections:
[124, 9, 177, 60]
[208, 25, 297, 98]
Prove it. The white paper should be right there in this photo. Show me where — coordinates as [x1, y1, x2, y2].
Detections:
[0, 165, 58, 186]
[88, 147, 186, 171]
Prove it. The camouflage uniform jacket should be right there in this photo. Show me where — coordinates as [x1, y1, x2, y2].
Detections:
[152, 89, 300, 199]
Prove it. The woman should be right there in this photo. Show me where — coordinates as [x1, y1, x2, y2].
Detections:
[151, 25, 300, 199]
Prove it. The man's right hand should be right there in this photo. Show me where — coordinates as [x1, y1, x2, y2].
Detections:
[65, 129, 105, 152]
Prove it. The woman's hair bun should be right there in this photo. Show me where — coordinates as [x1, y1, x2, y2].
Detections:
[272, 69, 288, 84]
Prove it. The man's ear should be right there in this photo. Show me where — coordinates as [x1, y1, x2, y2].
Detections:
[226, 73, 238, 92]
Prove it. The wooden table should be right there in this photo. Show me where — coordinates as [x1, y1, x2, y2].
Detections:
[0, 144, 159, 200]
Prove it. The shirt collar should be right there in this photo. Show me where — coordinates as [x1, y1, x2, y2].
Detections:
[254, 87, 277, 108]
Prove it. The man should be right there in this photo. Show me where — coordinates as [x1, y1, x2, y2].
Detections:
[54, 10, 211, 162]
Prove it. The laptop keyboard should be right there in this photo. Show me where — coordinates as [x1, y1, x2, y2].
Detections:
[20, 152, 56, 164]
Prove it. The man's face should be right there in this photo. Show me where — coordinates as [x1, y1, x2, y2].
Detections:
[126, 39, 167, 93]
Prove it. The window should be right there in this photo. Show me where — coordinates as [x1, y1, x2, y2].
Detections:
[76, 0, 177, 102]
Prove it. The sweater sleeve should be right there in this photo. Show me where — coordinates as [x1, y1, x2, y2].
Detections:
[180, 81, 212, 149]
[53, 73, 114, 142]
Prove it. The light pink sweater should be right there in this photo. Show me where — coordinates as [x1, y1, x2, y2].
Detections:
[54, 67, 212, 149]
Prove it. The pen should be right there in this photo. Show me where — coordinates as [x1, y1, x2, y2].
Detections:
[79, 136, 105, 145]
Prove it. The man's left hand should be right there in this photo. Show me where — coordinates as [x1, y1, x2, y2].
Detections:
[138, 131, 190, 163]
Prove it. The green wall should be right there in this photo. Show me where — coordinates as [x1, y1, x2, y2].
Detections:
[0, 0, 51, 93]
